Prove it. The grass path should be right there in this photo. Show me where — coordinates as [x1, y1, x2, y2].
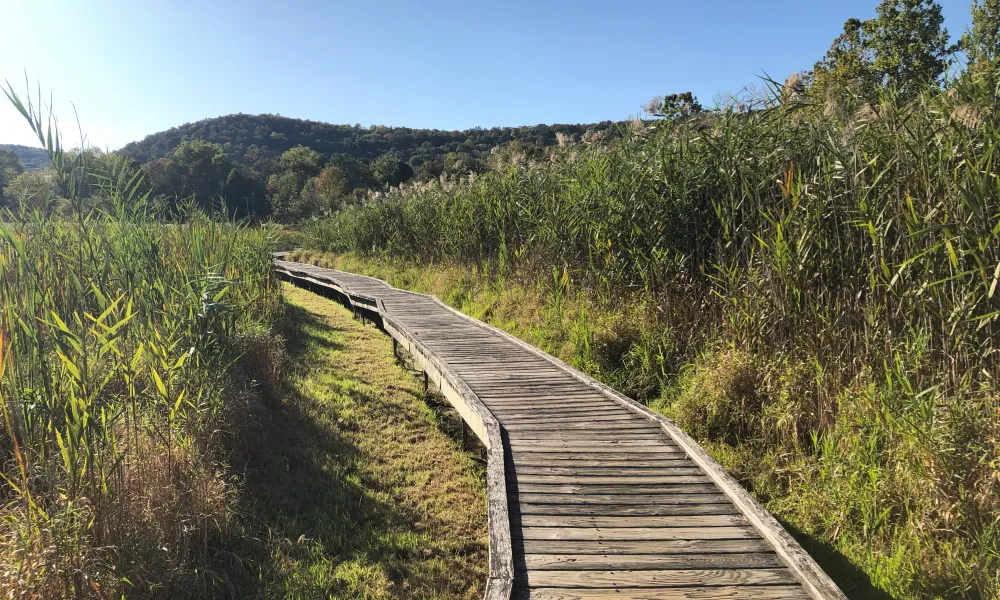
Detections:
[239, 284, 488, 599]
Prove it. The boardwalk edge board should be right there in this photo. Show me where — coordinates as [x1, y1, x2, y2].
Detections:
[378, 298, 515, 600]
[274, 259, 846, 600]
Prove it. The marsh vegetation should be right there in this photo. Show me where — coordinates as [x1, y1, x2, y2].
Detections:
[292, 2, 1000, 596]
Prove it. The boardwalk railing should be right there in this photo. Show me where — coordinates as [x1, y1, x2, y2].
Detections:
[274, 256, 847, 600]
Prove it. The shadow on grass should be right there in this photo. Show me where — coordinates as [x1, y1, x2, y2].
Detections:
[228, 295, 456, 597]
[777, 517, 899, 600]
[389, 345, 487, 466]
[279, 301, 346, 355]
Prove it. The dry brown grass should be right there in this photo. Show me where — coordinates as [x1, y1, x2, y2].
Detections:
[0, 433, 232, 599]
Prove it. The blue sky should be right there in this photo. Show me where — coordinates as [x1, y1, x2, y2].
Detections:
[0, 0, 974, 150]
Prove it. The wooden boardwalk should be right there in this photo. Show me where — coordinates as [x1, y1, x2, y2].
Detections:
[274, 258, 846, 600]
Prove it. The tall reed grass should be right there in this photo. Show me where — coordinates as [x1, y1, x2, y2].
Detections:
[301, 68, 1000, 597]
[0, 84, 282, 597]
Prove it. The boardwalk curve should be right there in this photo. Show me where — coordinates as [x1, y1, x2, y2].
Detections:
[274, 257, 847, 600]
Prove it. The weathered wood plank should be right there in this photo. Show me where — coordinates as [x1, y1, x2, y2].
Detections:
[514, 484, 722, 495]
[461, 373, 577, 380]
[513, 504, 739, 517]
[489, 402, 634, 412]
[485, 396, 619, 405]
[510, 448, 684, 457]
[513, 466, 701, 476]
[506, 427, 664, 436]
[517, 568, 797, 588]
[511, 459, 698, 469]
[498, 408, 636, 425]
[515, 526, 758, 541]
[504, 422, 660, 432]
[521, 552, 781, 571]
[507, 431, 665, 439]
[511, 451, 690, 461]
[512, 585, 809, 600]
[510, 475, 712, 485]
[509, 439, 679, 449]
[499, 413, 649, 424]
[513, 515, 747, 528]
[518, 538, 771, 555]
[481, 393, 615, 401]
[489, 402, 620, 411]
[472, 384, 605, 392]
[515, 492, 729, 505]
[448, 360, 554, 367]
[509, 433, 669, 442]
[465, 380, 582, 388]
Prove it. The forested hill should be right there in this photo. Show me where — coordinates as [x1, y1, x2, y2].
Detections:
[0, 144, 50, 169]
[119, 113, 622, 168]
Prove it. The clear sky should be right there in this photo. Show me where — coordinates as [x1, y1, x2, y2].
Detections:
[0, 0, 975, 150]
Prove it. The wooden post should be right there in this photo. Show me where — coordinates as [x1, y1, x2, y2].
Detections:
[462, 420, 468, 451]
[422, 371, 429, 394]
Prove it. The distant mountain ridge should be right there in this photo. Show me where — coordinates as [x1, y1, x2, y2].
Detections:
[119, 113, 622, 167]
[0, 144, 50, 170]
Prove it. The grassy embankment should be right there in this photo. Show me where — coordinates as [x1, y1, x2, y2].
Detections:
[0, 86, 487, 599]
[293, 67, 1000, 600]
[244, 283, 487, 599]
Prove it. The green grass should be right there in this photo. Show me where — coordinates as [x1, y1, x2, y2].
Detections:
[238, 284, 488, 599]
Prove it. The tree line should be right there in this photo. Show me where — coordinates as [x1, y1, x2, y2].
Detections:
[2, 0, 992, 224]
[1, 114, 623, 221]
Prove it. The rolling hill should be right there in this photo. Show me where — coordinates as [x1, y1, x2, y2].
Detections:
[118, 113, 622, 167]
[0, 144, 50, 169]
